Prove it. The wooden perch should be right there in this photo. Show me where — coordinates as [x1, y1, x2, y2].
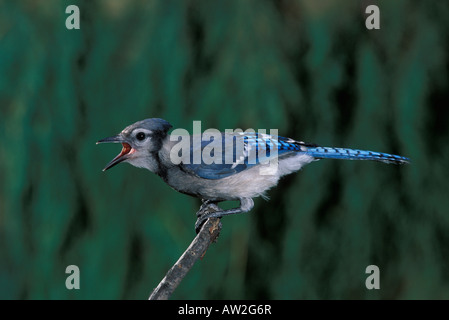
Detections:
[148, 217, 222, 300]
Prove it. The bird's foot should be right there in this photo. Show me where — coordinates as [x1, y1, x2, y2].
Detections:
[195, 202, 222, 233]
[197, 200, 220, 217]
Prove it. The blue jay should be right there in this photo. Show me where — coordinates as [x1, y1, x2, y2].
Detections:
[97, 118, 409, 232]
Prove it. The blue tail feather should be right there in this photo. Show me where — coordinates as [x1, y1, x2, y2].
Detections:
[306, 146, 410, 165]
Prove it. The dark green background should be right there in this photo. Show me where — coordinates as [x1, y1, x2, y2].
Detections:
[1, 0, 448, 299]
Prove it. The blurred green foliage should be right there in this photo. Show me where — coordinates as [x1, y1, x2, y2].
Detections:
[0, 0, 448, 299]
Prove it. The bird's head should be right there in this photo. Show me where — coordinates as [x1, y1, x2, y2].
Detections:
[97, 118, 172, 171]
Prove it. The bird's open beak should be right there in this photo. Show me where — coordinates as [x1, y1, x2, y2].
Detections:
[97, 135, 134, 171]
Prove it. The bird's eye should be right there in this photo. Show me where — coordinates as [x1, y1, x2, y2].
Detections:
[136, 132, 146, 141]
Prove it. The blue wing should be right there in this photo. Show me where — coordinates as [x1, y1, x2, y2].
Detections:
[180, 133, 309, 180]
[178, 132, 409, 179]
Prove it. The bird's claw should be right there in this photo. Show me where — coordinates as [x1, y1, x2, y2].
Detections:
[195, 202, 221, 233]
[197, 201, 220, 217]
[195, 216, 207, 233]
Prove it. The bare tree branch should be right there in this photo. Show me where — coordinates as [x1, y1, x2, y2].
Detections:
[148, 217, 222, 300]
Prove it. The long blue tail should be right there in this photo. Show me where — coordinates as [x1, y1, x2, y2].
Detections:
[306, 146, 410, 165]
